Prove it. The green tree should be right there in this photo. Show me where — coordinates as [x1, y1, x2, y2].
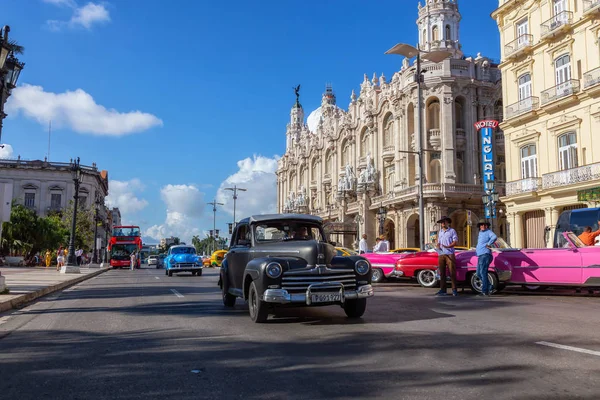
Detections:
[62, 202, 95, 251]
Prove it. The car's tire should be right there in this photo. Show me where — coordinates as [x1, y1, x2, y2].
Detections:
[470, 272, 499, 294]
[248, 281, 268, 323]
[197, 269, 203, 276]
[416, 269, 438, 288]
[168, 270, 173, 277]
[371, 268, 385, 283]
[522, 285, 547, 291]
[343, 298, 367, 318]
[222, 274, 236, 307]
[165, 269, 168, 276]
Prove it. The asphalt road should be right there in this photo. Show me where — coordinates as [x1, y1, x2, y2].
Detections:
[0, 266, 599, 400]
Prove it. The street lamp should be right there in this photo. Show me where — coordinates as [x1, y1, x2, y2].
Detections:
[92, 193, 103, 264]
[376, 203, 388, 236]
[207, 199, 224, 255]
[0, 26, 24, 144]
[482, 180, 500, 233]
[354, 214, 364, 250]
[63, 157, 82, 273]
[224, 185, 246, 229]
[0, 26, 11, 71]
[385, 43, 451, 250]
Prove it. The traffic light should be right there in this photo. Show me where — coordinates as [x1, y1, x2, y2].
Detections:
[215, 229, 220, 238]
[209, 230, 214, 237]
[228, 223, 233, 235]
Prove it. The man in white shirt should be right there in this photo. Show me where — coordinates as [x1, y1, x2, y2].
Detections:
[359, 234, 368, 254]
[379, 235, 390, 252]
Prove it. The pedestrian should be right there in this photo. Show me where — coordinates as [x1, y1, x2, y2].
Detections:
[75, 248, 83, 266]
[130, 251, 136, 270]
[475, 219, 497, 296]
[45, 250, 51, 268]
[359, 234, 368, 254]
[56, 246, 65, 271]
[578, 222, 600, 246]
[373, 237, 382, 253]
[435, 216, 459, 296]
[381, 235, 390, 252]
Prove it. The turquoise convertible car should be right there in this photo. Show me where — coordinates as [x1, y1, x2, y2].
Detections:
[164, 245, 203, 277]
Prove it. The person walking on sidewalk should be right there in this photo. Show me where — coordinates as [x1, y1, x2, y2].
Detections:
[359, 234, 368, 254]
[56, 246, 65, 271]
[45, 250, 51, 268]
[435, 216, 459, 297]
[130, 251, 137, 270]
[475, 219, 497, 296]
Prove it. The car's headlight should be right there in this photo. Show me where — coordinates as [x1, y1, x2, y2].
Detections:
[265, 262, 282, 279]
[355, 259, 370, 275]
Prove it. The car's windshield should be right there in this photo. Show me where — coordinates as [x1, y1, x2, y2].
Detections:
[170, 247, 196, 255]
[491, 237, 511, 249]
[254, 221, 325, 243]
[112, 227, 141, 237]
[110, 244, 138, 260]
[566, 232, 585, 248]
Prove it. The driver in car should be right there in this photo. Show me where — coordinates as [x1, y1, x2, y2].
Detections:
[293, 226, 310, 239]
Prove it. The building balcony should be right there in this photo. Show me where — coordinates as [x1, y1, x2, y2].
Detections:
[505, 177, 542, 197]
[540, 11, 573, 40]
[428, 129, 441, 150]
[505, 96, 539, 121]
[583, 66, 600, 93]
[431, 39, 461, 52]
[542, 162, 600, 190]
[540, 79, 580, 106]
[504, 34, 533, 59]
[382, 145, 395, 161]
[583, 0, 600, 15]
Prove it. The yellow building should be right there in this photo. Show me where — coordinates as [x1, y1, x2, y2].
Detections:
[492, 0, 600, 248]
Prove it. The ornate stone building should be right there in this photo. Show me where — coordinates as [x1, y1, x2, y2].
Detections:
[276, 0, 505, 250]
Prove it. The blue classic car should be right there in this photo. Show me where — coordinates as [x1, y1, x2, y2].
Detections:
[164, 245, 203, 277]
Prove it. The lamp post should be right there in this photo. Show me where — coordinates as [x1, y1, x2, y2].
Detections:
[92, 194, 102, 264]
[207, 199, 224, 255]
[376, 203, 388, 236]
[385, 43, 451, 250]
[482, 180, 499, 233]
[224, 185, 246, 229]
[354, 214, 364, 250]
[63, 157, 82, 273]
[0, 26, 25, 144]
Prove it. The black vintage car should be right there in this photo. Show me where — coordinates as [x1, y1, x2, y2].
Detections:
[219, 214, 374, 323]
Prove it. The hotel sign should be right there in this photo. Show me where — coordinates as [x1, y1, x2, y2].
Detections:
[474, 119, 499, 218]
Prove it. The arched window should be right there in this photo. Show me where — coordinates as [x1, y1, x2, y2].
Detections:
[518, 73, 532, 101]
[432, 26, 439, 41]
[383, 115, 394, 147]
[454, 100, 464, 130]
[427, 99, 440, 130]
[407, 104, 415, 135]
[520, 144, 537, 178]
[429, 159, 441, 183]
[445, 25, 451, 40]
[555, 54, 571, 85]
[342, 140, 351, 166]
[360, 129, 369, 157]
[558, 132, 577, 170]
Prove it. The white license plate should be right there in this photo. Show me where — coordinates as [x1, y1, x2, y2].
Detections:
[310, 293, 341, 303]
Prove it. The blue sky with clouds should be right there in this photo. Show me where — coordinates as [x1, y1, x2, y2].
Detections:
[1, 0, 500, 243]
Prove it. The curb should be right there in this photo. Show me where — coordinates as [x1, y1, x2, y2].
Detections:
[0, 267, 111, 313]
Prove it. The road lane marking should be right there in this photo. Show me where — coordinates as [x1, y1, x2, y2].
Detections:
[536, 341, 600, 357]
[171, 289, 184, 298]
[155, 277, 160, 280]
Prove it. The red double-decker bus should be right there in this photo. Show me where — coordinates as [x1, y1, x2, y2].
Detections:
[108, 225, 142, 269]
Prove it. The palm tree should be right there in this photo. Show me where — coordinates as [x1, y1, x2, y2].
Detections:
[8, 40, 24, 55]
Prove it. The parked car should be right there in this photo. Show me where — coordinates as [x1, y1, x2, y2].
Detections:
[147, 255, 159, 268]
[219, 214, 374, 323]
[164, 245, 203, 277]
[335, 247, 358, 256]
[211, 250, 228, 267]
[390, 247, 420, 254]
[361, 252, 411, 283]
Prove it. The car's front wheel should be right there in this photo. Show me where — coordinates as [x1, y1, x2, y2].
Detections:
[168, 270, 173, 277]
[248, 281, 268, 323]
[416, 269, 438, 288]
[343, 298, 367, 318]
[470, 272, 499, 294]
[371, 268, 385, 283]
[222, 274, 236, 307]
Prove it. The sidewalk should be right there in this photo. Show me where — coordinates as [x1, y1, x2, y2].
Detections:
[0, 265, 110, 312]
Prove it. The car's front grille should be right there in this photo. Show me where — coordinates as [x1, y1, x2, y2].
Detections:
[173, 263, 195, 268]
[282, 267, 356, 293]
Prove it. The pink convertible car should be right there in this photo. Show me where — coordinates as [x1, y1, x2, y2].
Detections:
[454, 232, 600, 293]
[361, 252, 409, 283]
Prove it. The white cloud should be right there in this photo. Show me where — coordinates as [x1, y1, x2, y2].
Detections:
[307, 107, 322, 133]
[145, 185, 205, 243]
[216, 155, 279, 220]
[45, 1, 110, 31]
[105, 179, 148, 218]
[0, 144, 14, 159]
[6, 84, 163, 136]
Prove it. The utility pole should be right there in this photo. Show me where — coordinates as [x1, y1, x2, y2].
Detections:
[224, 185, 247, 228]
[207, 199, 224, 254]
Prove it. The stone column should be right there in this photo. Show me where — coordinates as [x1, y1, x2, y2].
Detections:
[465, 91, 476, 183]
[512, 212, 523, 248]
[394, 115, 402, 188]
[441, 91, 456, 183]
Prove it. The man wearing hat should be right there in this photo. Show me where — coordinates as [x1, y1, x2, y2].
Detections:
[435, 216, 459, 296]
[476, 219, 497, 296]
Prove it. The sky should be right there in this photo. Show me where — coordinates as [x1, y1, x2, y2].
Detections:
[1, 0, 501, 244]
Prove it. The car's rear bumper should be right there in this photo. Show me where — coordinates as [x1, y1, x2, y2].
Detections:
[261, 284, 374, 305]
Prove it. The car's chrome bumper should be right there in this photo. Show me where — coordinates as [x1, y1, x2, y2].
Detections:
[495, 268, 512, 282]
[388, 270, 404, 277]
[262, 284, 374, 305]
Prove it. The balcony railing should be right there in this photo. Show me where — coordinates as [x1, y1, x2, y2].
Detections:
[323, 173, 331, 181]
[583, 66, 600, 89]
[583, 0, 600, 14]
[504, 34, 533, 58]
[540, 11, 573, 38]
[383, 145, 395, 153]
[542, 162, 600, 190]
[428, 129, 441, 149]
[540, 79, 580, 105]
[506, 178, 542, 196]
[505, 96, 539, 119]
